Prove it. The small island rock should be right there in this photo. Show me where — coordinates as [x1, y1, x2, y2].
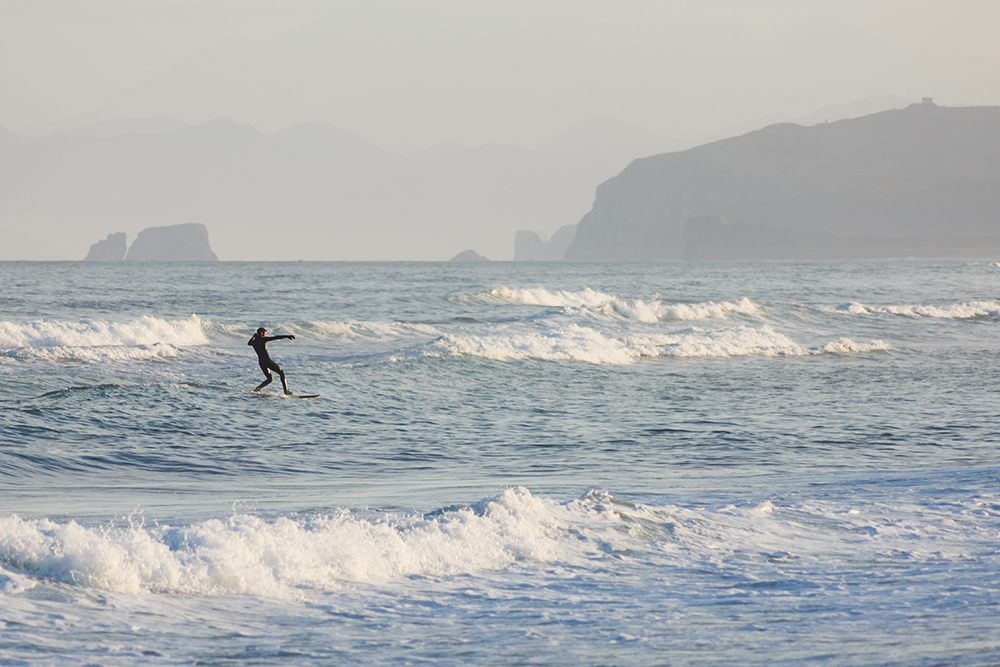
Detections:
[84, 233, 127, 261]
[125, 223, 219, 261]
[450, 249, 490, 262]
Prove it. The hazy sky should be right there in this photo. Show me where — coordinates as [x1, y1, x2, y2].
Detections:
[2, 0, 999, 151]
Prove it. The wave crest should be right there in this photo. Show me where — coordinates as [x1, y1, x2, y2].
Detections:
[424, 324, 889, 364]
[835, 301, 1000, 318]
[305, 320, 439, 340]
[479, 288, 762, 322]
[0, 488, 567, 598]
[0, 315, 208, 348]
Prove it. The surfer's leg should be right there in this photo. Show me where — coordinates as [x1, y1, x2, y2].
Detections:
[271, 361, 292, 394]
[255, 365, 273, 392]
[266, 360, 289, 394]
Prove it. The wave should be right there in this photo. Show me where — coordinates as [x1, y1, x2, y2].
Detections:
[3, 343, 183, 362]
[0, 488, 572, 598]
[1, 487, 986, 601]
[470, 287, 762, 323]
[205, 320, 439, 343]
[834, 301, 1000, 318]
[0, 315, 209, 349]
[659, 326, 892, 359]
[301, 320, 439, 340]
[426, 323, 660, 365]
[424, 324, 890, 364]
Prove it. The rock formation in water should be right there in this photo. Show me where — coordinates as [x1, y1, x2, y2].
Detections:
[514, 224, 577, 261]
[84, 233, 128, 261]
[567, 102, 1000, 260]
[124, 223, 219, 261]
[450, 249, 490, 262]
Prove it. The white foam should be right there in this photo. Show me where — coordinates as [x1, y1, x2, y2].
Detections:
[0, 488, 566, 599]
[2, 487, 987, 602]
[480, 288, 762, 323]
[306, 320, 439, 340]
[0, 315, 208, 362]
[835, 301, 1000, 318]
[656, 325, 803, 358]
[660, 327, 892, 358]
[0, 315, 209, 348]
[427, 324, 658, 365]
[4, 344, 181, 362]
[425, 324, 889, 364]
[816, 338, 893, 354]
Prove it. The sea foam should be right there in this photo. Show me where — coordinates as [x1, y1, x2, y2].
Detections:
[426, 324, 659, 365]
[0, 316, 209, 348]
[1, 487, 989, 602]
[0, 316, 208, 362]
[426, 324, 890, 364]
[0, 488, 568, 598]
[306, 320, 439, 340]
[835, 301, 1000, 318]
[478, 288, 762, 323]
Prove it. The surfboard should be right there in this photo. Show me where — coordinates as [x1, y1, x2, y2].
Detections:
[248, 390, 320, 399]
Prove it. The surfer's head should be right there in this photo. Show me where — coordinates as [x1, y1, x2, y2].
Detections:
[256, 327, 267, 336]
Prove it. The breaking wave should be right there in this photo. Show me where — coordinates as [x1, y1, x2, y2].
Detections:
[300, 320, 439, 340]
[1, 486, 987, 602]
[469, 287, 762, 323]
[424, 324, 890, 364]
[3, 344, 184, 362]
[834, 301, 1000, 318]
[0, 315, 209, 362]
[0, 315, 209, 348]
[0, 488, 570, 598]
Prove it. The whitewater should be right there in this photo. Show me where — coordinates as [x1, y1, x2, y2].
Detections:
[2, 260, 1000, 665]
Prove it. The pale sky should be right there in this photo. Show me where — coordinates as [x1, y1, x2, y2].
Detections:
[2, 0, 999, 150]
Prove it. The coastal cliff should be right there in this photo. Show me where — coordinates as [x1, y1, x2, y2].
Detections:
[566, 103, 1000, 260]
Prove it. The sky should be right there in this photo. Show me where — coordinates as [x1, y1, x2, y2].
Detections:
[1, 0, 999, 151]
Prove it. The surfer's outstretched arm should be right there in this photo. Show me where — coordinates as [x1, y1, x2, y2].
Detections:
[262, 335, 295, 343]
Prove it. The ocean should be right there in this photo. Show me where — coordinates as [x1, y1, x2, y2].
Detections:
[2, 260, 1000, 665]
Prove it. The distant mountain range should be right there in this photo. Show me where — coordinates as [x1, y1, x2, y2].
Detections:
[0, 116, 683, 261]
[567, 102, 1000, 261]
[7, 97, 975, 262]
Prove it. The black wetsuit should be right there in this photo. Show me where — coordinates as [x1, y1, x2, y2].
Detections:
[248, 333, 294, 392]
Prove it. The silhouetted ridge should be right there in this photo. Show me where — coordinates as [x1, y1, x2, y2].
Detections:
[566, 104, 1000, 260]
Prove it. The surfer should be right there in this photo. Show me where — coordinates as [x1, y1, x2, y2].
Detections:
[248, 327, 295, 394]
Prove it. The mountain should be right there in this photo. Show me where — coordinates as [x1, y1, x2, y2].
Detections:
[705, 95, 912, 143]
[0, 115, 676, 260]
[566, 103, 1000, 261]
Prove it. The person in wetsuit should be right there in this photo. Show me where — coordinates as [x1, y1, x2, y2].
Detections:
[248, 327, 296, 394]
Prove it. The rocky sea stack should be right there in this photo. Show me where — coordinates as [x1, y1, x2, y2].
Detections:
[124, 223, 219, 261]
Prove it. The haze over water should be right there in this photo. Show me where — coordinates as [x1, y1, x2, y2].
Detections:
[2, 260, 1000, 665]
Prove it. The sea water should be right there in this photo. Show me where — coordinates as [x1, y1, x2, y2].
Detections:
[2, 260, 1000, 665]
